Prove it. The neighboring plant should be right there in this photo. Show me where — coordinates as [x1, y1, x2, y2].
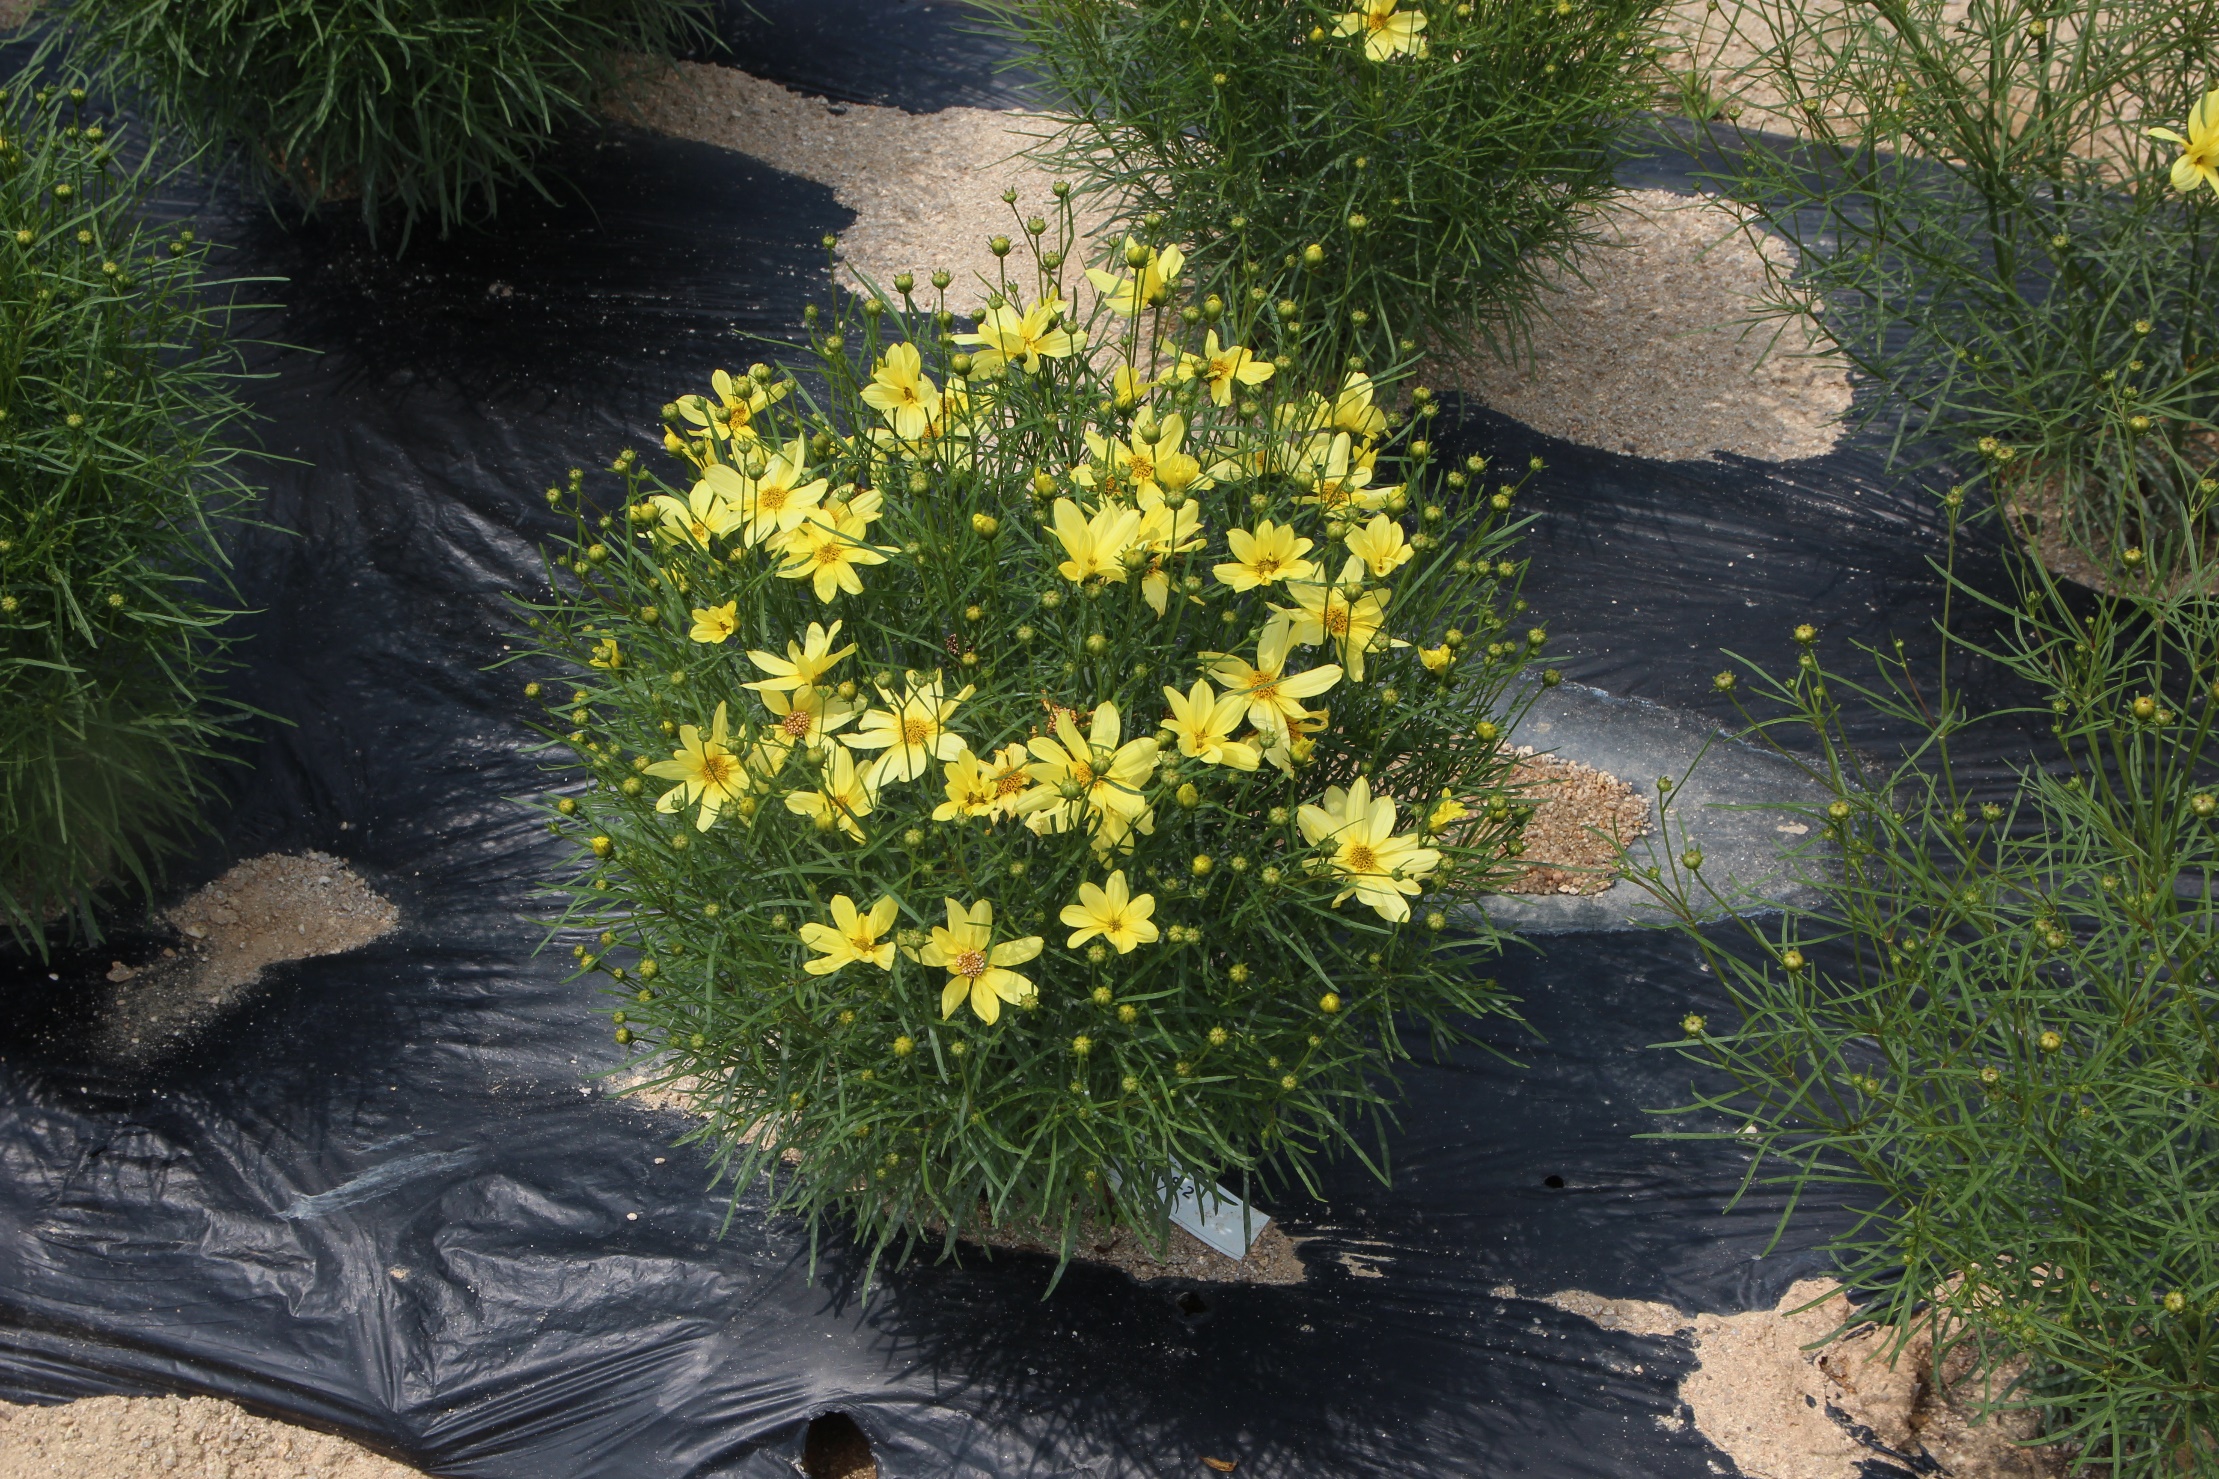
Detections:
[0, 79, 258, 953]
[1713, 0, 2219, 583]
[1642, 495, 2218, 1471]
[989, 0, 1669, 370]
[518, 215, 1559, 1274]
[49, 0, 709, 242]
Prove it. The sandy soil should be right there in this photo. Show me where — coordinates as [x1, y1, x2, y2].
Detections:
[1495, 749, 1652, 896]
[0, 1394, 420, 1478]
[1529, 1279, 2068, 1478]
[607, 57, 1079, 311]
[94, 852, 398, 1064]
[0, 0, 31, 28]
[611, 64, 1849, 465]
[1446, 188, 1852, 463]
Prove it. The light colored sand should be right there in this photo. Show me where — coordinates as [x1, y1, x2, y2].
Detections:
[1528, 1279, 2066, 1478]
[1447, 189, 1852, 463]
[0, 1394, 420, 1478]
[96, 852, 398, 1063]
[612, 64, 1848, 463]
[607, 58, 1080, 311]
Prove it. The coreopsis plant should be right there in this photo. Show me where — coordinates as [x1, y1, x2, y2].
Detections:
[520, 219, 1555, 1274]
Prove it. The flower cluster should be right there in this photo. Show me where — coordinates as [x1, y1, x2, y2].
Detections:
[521, 217, 1550, 1269]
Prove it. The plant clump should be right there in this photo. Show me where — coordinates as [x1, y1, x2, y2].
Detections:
[992, 0, 1671, 369]
[0, 78, 257, 953]
[519, 216, 1554, 1273]
[1711, 0, 2219, 585]
[1645, 506, 2219, 1471]
[47, 0, 709, 243]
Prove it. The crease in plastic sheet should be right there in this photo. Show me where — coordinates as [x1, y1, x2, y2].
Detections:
[0, 34, 2062, 1479]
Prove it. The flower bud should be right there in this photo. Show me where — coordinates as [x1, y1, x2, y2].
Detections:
[1680, 848, 1703, 870]
[2122, 546, 2145, 567]
[1781, 949, 1805, 971]
[1302, 243, 1325, 267]
[1118, 1004, 1138, 1024]
[1177, 782, 1199, 808]
[1682, 1013, 1705, 1036]
[893, 1035, 914, 1056]
[2192, 793, 2215, 818]
[1318, 992, 1341, 1014]
[1073, 1035, 1092, 1055]
[590, 835, 613, 858]
[1190, 853, 1213, 876]
[971, 512, 999, 537]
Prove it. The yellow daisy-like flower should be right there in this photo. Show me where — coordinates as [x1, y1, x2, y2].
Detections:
[1178, 331, 1275, 407]
[2149, 87, 2219, 195]
[777, 508, 892, 603]
[920, 899, 1045, 1024]
[1017, 700, 1161, 850]
[744, 621, 855, 695]
[1344, 513, 1414, 578]
[1334, 0, 1428, 62]
[798, 894, 900, 974]
[1210, 624, 1343, 739]
[680, 367, 788, 443]
[1134, 487, 1208, 616]
[689, 601, 739, 644]
[1418, 642, 1455, 672]
[984, 741, 1034, 818]
[1327, 372, 1391, 439]
[1215, 519, 1317, 591]
[720, 436, 830, 548]
[860, 342, 943, 440]
[1296, 434, 1397, 526]
[650, 477, 742, 551]
[760, 683, 858, 750]
[932, 744, 1003, 821]
[1160, 678, 1262, 771]
[1049, 496, 1143, 584]
[845, 675, 973, 787]
[646, 701, 753, 831]
[783, 743, 876, 841]
[955, 296, 1077, 375]
[1297, 775, 1442, 922]
[1060, 871, 1159, 953]
[1279, 560, 1397, 682]
[1086, 239, 1186, 317]
[1426, 790, 1472, 832]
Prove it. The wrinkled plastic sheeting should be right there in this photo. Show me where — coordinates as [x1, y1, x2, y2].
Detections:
[0, 33, 2055, 1479]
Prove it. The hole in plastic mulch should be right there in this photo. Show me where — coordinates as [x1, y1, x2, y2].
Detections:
[1544, 1175, 1567, 1189]
[802, 1410, 878, 1479]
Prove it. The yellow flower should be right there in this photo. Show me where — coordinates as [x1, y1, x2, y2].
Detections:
[1279, 559, 1396, 681]
[1326, 372, 1390, 438]
[798, 894, 899, 974]
[650, 477, 742, 551]
[1418, 642, 1454, 672]
[1178, 331, 1275, 406]
[724, 436, 830, 548]
[680, 367, 788, 443]
[1427, 790, 1471, 831]
[784, 743, 876, 841]
[646, 701, 753, 831]
[845, 675, 973, 786]
[1049, 496, 1142, 584]
[1017, 700, 1161, 850]
[955, 296, 1077, 375]
[1135, 488, 1208, 617]
[588, 637, 622, 670]
[760, 682, 858, 750]
[744, 620, 855, 694]
[983, 741, 1033, 818]
[860, 342, 943, 440]
[777, 508, 891, 602]
[1297, 776, 1441, 922]
[1060, 871, 1160, 953]
[1334, 0, 1428, 61]
[1294, 432, 1395, 523]
[932, 744, 1003, 821]
[1215, 519, 1317, 591]
[689, 601, 739, 644]
[1111, 363, 1160, 410]
[1344, 513, 1414, 577]
[920, 899, 1044, 1024]
[1210, 623, 1343, 738]
[2149, 87, 2219, 195]
[1086, 239, 1185, 316]
[1161, 678, 1262, 771]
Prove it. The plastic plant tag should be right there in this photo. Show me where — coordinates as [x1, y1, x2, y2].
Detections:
[1107, 1167, 1269, 1259]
